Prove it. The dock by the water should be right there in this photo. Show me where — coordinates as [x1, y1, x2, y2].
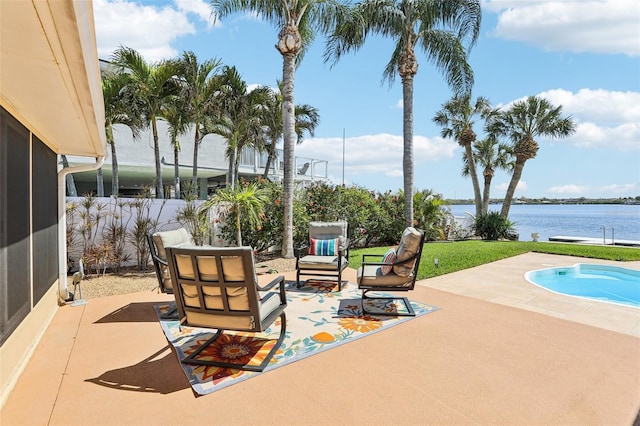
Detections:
[548, 236, 640, 247]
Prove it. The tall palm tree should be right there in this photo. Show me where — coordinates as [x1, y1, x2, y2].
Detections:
[160, 97, 190, 199]
[111, 46, 180, 199]
[433, 94, 491, 217]
[175, 51, 222, 195]
[211, 0, 348, 258]
[325, 0, 481, 227]
[464, 136, 512, 215]
[102, 71, 143, 197]
[490, 96, 576, 218]
[262, 82, 320, 179]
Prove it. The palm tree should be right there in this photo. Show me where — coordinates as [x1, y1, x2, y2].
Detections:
[262, 82, 320, 179]
[174, 51, 222, 195]
[211, 0, 348, 258]
[201, 181, 270, 246]
[102, 71, 143, 197]
[489, 96, 576, 218]
[210, 66, 271, 189]
[465, 136, 512, 215]
[160, 98, 190, 199]
[325, 0, 481, 227]
[433, 94, 492, 217]
[111, 46, 180, 199]
[413, 188, 447, 241]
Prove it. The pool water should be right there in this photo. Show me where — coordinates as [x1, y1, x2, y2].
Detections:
[525, 264, 640, 308]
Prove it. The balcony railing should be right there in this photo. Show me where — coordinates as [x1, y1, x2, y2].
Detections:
[239, 147, 328, 181]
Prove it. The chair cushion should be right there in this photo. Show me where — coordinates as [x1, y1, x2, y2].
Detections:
[380, 248, 397, 275]
[298, 255, 348, 270]
[175, 254, 246, 282]
[357, 265, 413, 287]
[152, 228, 194, 259]
[309, 238, 339, 256]
[393, 227, 422, 277]
[309, 221, 348, 250]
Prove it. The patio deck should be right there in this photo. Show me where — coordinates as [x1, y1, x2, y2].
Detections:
[1, 253, 639, 425]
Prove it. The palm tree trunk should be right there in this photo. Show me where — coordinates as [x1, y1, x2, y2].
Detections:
[192, 126, 200, 197]
[501, 160, 526, 218]
[262, 142, 276, 179]
[151, 117, 164, 199]
[482, 172, 492, 214]
[281, 53, 296, 258]
[228, 146, 237, 189]
[109, 128, 119, 197]
[466, 145, 482, 216]
[402, 76, 414, 227]
[60, 154, 77, 196]
[96, 168, 104, 197]
[236, 212, 242, 247]
[173, 137, 180, 199]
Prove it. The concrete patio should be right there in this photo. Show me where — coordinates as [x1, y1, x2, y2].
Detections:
[1, 253, 639, 425]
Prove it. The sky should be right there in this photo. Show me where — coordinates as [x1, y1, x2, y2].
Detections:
[92, 0, 640, 200]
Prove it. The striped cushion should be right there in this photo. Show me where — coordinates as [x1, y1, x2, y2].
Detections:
[380, 248, 397, 275]
[309, 238, 339, 256]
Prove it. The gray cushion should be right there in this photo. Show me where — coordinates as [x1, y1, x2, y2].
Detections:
[298, 255, 348, 271]
[152, 228, 194, 259]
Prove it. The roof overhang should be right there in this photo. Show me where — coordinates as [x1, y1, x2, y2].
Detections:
[0, 0, 107, 157]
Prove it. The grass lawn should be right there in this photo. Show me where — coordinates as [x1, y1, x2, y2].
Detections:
[349, 241, 640, 281]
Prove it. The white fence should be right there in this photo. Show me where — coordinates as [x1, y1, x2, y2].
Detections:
[65, 196, 226, 270]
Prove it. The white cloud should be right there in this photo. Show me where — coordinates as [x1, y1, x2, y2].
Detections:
[546, 183, 638, 196]
[486, 0, 640, 56]
[548, 184, 588, 195]
[541, 89, 640, 124]
[503, 89, 640, 151]
[296, 133, 457, 181]
[175, 0, 216, 27]
[93, 0, 204, 61]
[495, 179, 527, 195]
[597, 183, 638, 195]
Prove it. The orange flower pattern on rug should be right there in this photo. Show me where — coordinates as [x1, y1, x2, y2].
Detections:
[156, 281, 438, 395]
[185, 333, 282, 383]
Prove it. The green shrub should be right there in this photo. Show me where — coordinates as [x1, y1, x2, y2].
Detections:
[473, 211, 515, 240]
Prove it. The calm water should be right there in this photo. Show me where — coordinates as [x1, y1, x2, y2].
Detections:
[449, 203, 640, 243]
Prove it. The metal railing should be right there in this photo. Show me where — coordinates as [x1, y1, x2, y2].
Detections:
[239, 147, 328, 181]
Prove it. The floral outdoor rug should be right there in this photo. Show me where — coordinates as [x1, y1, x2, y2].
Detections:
[155, 280, 439, 396]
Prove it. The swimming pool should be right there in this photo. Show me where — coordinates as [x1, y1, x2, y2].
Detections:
[525, 264, 640, 308]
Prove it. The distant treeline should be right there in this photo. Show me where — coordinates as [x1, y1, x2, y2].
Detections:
[446, 197, 640, 205]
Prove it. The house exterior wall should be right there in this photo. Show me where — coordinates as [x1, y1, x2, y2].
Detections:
[0, 0, 107, 408]
[0, 107, 61, 406]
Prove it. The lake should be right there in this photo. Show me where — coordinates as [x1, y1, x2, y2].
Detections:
[448, 203, 640, 243]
